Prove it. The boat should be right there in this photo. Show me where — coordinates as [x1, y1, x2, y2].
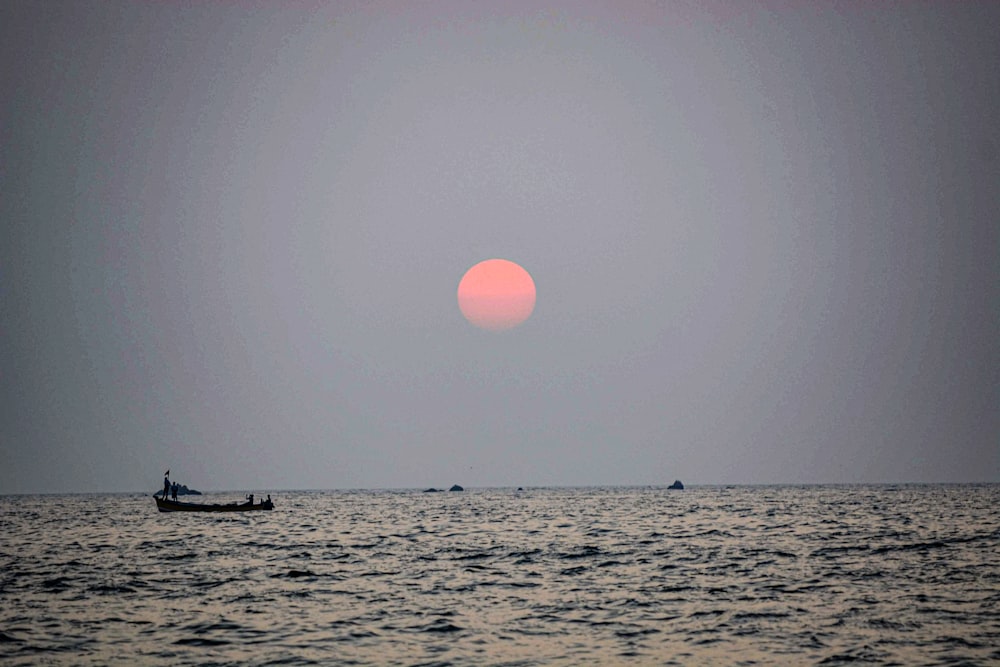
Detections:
[155, 495, 274, 512]
[153, 483, 201, 496]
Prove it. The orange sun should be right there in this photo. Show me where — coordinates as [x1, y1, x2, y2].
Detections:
[457, 259, 536, 331]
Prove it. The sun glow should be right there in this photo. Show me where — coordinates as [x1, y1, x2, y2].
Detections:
[457, 259, 536, 331]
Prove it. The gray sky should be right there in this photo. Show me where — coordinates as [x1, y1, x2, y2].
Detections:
[3, 1, 997, 494]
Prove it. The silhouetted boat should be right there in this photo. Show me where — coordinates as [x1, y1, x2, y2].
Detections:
[154, 496, 274, 512]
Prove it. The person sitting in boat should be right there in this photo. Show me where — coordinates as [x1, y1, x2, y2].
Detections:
[246, 493, 254, 506]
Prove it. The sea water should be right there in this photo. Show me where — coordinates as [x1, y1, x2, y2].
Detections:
[0, 485, 997, 665]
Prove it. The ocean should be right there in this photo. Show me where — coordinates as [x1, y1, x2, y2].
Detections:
[1, 485, 997, 665]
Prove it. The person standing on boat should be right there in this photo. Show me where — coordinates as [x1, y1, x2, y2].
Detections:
[171, 482, 179, 501]
[163, 471, 170, 499]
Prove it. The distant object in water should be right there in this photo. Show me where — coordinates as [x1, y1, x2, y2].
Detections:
[155, 494, 274, 512]
[449, 484, 464, 492]
[668, 480, 684, 490]
[423, 488, 441, 493]
[154, 484, 201, 497]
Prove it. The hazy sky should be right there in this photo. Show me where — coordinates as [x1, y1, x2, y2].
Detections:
[3, 1, 997, 494]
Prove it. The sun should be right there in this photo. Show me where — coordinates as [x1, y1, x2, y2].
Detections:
[457, 259, 536, 331]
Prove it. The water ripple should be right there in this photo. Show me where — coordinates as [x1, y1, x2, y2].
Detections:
[0, 485, 997, 665]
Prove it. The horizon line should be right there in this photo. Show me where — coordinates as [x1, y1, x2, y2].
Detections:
[3, 480, 998, 497]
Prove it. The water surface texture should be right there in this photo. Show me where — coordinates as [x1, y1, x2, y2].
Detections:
[1, 485, 998, 665]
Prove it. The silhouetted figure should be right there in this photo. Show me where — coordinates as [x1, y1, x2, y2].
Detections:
[246, 494, 254, 506]
[163, 473, 170, 499]
[171, 483, 179, 501]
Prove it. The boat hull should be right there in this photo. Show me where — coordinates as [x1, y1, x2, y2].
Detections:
[155, 497, 274, 512]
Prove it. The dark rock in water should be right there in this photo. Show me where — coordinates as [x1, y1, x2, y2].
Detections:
[449, 484, 464, 492]
[423, 487, 441, 493]
[668, 480, 684, 490]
